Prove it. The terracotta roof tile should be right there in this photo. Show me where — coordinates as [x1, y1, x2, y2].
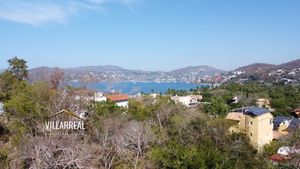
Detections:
[270, 154, 286, 162]
[106, 94, 129, 102]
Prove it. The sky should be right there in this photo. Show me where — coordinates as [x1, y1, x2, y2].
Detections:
[0, 0, 300, 71]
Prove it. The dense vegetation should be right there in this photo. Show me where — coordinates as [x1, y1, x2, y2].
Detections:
[0, 57, 300, 168]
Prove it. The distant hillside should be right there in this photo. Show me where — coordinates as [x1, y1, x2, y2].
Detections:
[170, 65, 225, 75]
[277, 59, 300, 70]
[29, 59, 300, 84]
[222, 59, 300, 84]
[30, 66, 57, 82]
[235, 63, 276, 74]
[67, 65, 124, 73]
[29, 65, 225, 83]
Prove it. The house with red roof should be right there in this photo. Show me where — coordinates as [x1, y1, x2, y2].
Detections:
[105, 94, 129, 108]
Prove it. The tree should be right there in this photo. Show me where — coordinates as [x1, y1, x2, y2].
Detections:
[128, 99, 152, 121]
[0, 71, 18, 101]
[9, 135, 94, 169]
[115, 120, 152, 169]
[7, 57, 28, 81]
[204, 97, 229, 116]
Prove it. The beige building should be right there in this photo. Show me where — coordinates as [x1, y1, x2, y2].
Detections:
[171, 94, 202, 107]
[226, 106, 273, 149]
[256, 98, 271, 109]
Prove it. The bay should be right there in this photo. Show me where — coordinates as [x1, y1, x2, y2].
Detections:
[70, 82, 209, 94]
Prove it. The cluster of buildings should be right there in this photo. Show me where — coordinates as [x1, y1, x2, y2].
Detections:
[226, 105, 300, 154]
[55, 89, 130, 119]
[93, 91, 204, 109]
[226, 106, 274, 149]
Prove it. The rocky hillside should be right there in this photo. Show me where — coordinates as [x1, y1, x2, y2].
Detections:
[222, 59, 300, 84]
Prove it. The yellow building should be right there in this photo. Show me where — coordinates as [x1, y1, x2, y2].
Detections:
[256, 98, 271, 109]
[226, 106, 273, 149]
[273, 116, 300, 139]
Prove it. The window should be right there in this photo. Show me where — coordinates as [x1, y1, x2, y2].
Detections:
[270, 118, 273, 125]
[250, 133, 252, 136]
[250, 121, 253, 125]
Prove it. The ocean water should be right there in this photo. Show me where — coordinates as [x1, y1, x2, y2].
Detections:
[70, 82, 208, 94]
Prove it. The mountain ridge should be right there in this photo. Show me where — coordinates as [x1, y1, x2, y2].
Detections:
[29, 65, 225, 83]
[29, 59, 300, 84]
[222, 59, 300, 84]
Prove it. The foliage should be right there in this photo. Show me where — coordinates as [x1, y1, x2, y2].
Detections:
[203, 97, 229, 116]
[149, 117, 269, 169]
[4, 82, 53, 137]
[128, 99, 153, 121]
[0, 71, 18, 101]
[219, 83, 300, 116]
[166, 88, 189, 96]
[263, 140, 281, 157]
[7, 56, 28, 81]
[88, 100, 123, 128]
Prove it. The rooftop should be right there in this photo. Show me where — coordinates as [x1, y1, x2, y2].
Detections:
[106, 94, 129, 102]
[226, 112, 242, 121]
[231, 106, 269, 116]
[274, 116, 300, 130]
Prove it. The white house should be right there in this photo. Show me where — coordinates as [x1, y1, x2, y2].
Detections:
[94, 92, 107, 102]
[106, 94, 129, 108]
[231, 96, 239, 104]
[171, 94, 202, 107]
[150, 93, 159, 99]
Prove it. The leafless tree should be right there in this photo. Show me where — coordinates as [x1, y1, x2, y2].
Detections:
[9, 135, 95, 169]
[92, 118, 122, 169]
[114, 120, 153, 169]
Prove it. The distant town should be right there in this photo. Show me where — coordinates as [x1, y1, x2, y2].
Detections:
[29, 59, 300, 85]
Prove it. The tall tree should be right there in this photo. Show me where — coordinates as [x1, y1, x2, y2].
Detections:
[7, 57, 28, 81]
[0, 71, 17, 101]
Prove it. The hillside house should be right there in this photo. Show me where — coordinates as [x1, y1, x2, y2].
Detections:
[226, 106, 273, 149]
[171, 94, 202, 107]
[273, 116, 300, 139]
[256, 98, 271, 109]
[150, 93, 159, 99]
[94, 92, 107, 102]
[106, 94, 129, 108]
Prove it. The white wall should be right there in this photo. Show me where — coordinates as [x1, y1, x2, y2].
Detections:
[0, 102, 4, 115]
[178, 96, 192, 107]
[94, 92, 107, 102]
[116, 100, 128, 108]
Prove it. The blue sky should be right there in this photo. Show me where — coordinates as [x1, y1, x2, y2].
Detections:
[0, 0, 300, 71]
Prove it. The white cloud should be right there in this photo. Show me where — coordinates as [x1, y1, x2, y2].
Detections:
[0, 0, 138, 26]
